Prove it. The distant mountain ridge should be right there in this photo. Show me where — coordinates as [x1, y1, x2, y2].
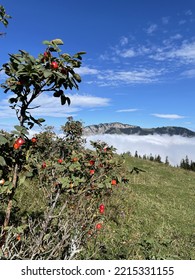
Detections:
[83, 122, 195, 137]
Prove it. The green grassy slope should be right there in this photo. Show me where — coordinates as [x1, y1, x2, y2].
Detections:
[1, 155, 195, 259]
[81, 155, 195, 259]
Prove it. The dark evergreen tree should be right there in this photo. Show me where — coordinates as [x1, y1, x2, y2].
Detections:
[149, 154, 154, 161]
[155, 154, 162, 163]
[165, 156, 169, 165]
[134, 150, 138, 158]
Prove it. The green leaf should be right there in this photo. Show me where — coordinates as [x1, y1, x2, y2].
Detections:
[77, 51, 86, 56]
[37, 118, 45, 123]
[0, 135, 8, 145]
[14, 125, 29, 135]
[19, 49, 28, 55]
[70, 60, 81, 68]
[4, 88, 10, 93]
[61, 94, 66, 105]
[9, 53, 22, 63]
[61, 53, 71, 60]
[9, 97, 18, 104]
[51, 39, 64, 45]
[16, 224, 28, 234]
[19, 176, 26, 186]
[53, 90, 63, 97]
[27, 122, 34, 129]
[105, 182, 111, 188]
[58, 177, 70, 186]
[48, 47, 58, 52]
[73, 73, 81, 83]
[24, 171, 33, 178]
[42, 40, 51, 45]
[66, 97, 71, 106]
[43, 70, 52, 79]
[8, 182, 14, 191]
[11, 130, 20, 135]
[43, 233, 51, 241]
[0, 156, 6, 166]
[73, 53, 83, 60]
[55, 71, 67, 79]
[14, 125, 23, 132]
[0, 185, 8, 194]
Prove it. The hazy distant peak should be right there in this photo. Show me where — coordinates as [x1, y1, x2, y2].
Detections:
[83, 122, 195, 137]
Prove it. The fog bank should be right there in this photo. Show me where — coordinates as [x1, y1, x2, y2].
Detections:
[85, 134, 195, 166]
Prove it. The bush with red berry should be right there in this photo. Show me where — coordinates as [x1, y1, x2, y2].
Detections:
[0, 37, 126, 259]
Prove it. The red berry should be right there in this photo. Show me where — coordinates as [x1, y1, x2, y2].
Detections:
[61, 67, 68, 75]
[58, 159, 63, 164]
[31, 137, 37, 143]
[16, 234, 21, 241]
[42, 162, 46, 169]
[99, 204, 105, 214]
[89, 160, 95, 166]
[13, 142, 20, 150]
[96, 223, 102, 230]
[50, 61, 58, 69]
[16, 137, 25, 146]
[100, 204, 104, 209]
[103, 146, 108, 152]
[44, 51, 51, 58]
[72, 157, 78, 162]
[90, 169, 95, 175]
[111, 179, 117, 185]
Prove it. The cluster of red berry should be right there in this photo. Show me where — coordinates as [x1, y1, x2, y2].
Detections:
[42, 51, 68, 75]
[13, 137, 37, 150]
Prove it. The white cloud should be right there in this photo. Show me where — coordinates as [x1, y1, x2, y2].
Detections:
[185, 10, 192, 16]
[76, 66, 99, 75]
[120, 36, 128, 46]
[96, 37, 195, 86]
[171, 34, 182, 40]
[169, 41, 195, 62]
[96, 19, 195, 85]
[85, 134, 195, 166]
[97, 68, 164, 86]
[70, 94, 110, 108]
[137, 46, 151, 55]
[0, 93, 111, 118]
[118, 49, 136, 58]
[146, 24, 158, 34]
[163, 34, 182, 47]
[181, 69, 195, 78]
[148, 41, 195, 63]
[0, 98, 15, 118]
[152, 114, 186, 120]
[162, 17, 169, 25]
[116, 108, 139, 113]
[179, 19, 186, 25]
[0, 70, 6, 81]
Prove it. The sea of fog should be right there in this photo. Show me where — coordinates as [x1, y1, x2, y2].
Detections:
[85, 134, 195, 166]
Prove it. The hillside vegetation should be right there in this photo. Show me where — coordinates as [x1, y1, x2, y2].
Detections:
[2, 152, 194, 260]
[79, 155, 195, 259]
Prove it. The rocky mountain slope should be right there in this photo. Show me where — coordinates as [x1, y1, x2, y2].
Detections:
[83, 122, 195, 137]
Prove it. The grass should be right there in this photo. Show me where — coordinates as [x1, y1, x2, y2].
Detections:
[79, 155, 195, 259]
[1, 154, 195, 259]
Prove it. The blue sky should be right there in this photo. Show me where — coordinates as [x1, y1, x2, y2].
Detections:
[0, 0, 195, 132]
